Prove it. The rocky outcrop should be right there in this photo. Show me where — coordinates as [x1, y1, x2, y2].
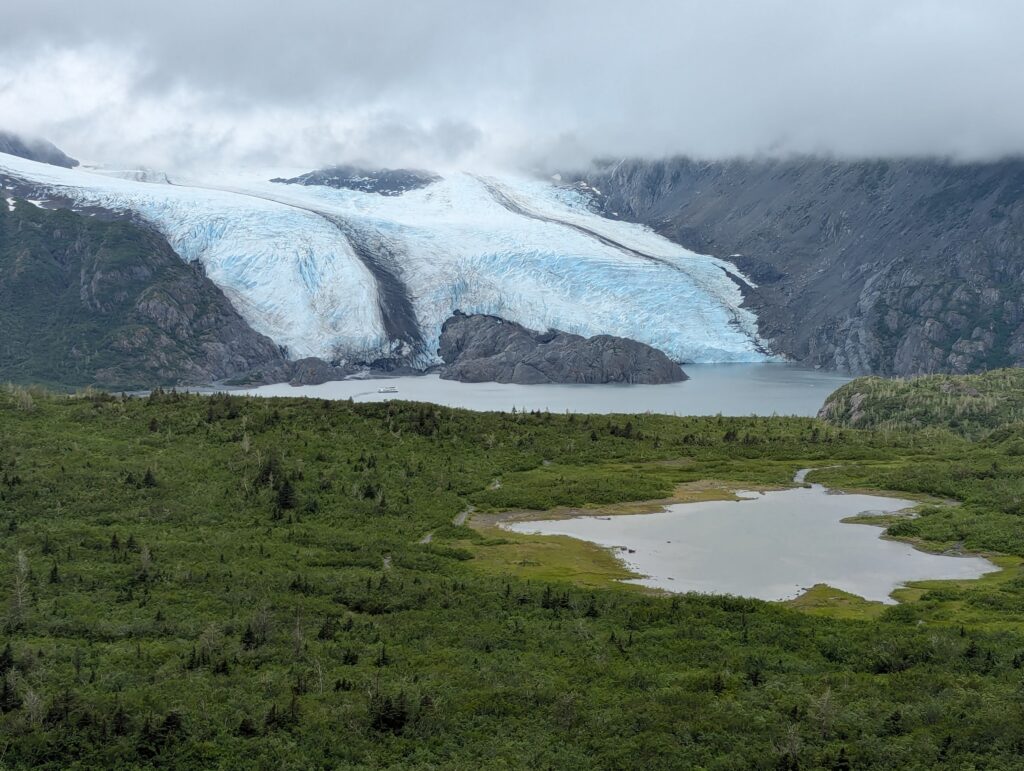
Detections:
[271, 165, 440, 196]
[287, 357, 359, 386]
[0, 198, 291, 389]
[437, 312, 687, 385]
[565, 157, 1024, 376]
[0, 131, 79, 168]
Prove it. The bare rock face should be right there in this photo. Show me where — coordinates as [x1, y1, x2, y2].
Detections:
[565, 157, 1024, 376]
[437, 312, 687, 385]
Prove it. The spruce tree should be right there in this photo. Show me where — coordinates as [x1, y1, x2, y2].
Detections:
[276, 478, 296, 510]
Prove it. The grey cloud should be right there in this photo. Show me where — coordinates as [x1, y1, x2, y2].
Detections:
[1, 1, 1023, 169]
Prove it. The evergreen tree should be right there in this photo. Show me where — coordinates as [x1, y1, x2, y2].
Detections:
[241, 624, 258, 650]
[0, 677, 21, 713]
[276, 478, 296, 510]
[0, 642, 13, 676]
[237, 715, 258, 737]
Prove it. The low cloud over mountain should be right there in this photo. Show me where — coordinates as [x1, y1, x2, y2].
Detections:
[3, 1, 1024, 169]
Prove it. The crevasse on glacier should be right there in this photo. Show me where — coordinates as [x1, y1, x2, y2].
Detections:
[0, 152, 769, 367]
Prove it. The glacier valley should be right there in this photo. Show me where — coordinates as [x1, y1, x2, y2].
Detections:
[0, 152, 769, 369]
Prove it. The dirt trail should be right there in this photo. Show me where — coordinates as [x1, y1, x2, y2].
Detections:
[418, 505, 475, 545]
[452, 506, 475, 526]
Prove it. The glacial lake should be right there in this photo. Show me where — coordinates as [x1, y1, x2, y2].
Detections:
[240, 363, 852, 416]
[503, 480, 996, 603]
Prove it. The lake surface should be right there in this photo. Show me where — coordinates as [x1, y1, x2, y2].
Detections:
[503, 482, 995, 603]
[240, 363, 851, 416]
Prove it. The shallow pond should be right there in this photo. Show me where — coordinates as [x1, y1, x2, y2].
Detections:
[240, 363, 851, 416]
[503, 480, 995, 603]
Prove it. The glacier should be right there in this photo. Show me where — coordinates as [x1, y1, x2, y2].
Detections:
[0, 151, 770, 368]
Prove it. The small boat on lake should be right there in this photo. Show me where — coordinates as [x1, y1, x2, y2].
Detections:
[378, 386, 399, 394]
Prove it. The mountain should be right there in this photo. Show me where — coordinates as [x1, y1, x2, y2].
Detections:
[0, 152, 766, 382]
[437, 312, 686, 384]
[10, 138, 1021, 388]
[0, 195, 289, 390]
[0, 130, 79, 168]
[564, 157, 1024, 376]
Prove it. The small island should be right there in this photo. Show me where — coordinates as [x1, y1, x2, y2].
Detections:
[437, 312, 687, 385]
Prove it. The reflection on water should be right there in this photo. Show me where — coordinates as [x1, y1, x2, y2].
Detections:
[504, 484, 995, 603]
[240, 363, 851, 416]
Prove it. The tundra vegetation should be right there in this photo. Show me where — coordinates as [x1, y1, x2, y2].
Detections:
[1, 379, 1024, 768]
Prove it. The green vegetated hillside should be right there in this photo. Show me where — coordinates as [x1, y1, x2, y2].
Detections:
[1, 383, 1024, 768]
[819, 368, 1024, 439]
[0, 200, 286, 390]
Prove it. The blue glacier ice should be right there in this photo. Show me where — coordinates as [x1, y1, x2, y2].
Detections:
[0, 151, 770, 367]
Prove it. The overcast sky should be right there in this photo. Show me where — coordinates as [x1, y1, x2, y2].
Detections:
[1, 0, 1023, 170]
